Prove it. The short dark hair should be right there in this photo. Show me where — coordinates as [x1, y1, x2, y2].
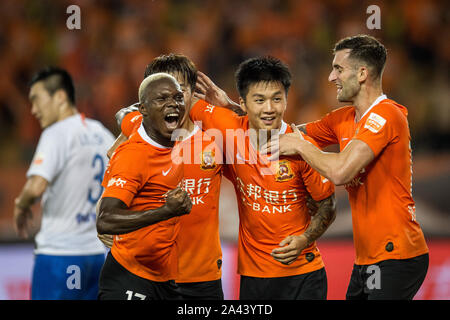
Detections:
[29, 67, 75, 104]
[235, 56, 291, 100]
[333, 34, 387, 80]
[144, 53, 197, 91]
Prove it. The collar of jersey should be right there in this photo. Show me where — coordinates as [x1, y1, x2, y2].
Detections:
[137, 122, 171, 149]
[356, 94, 387, 122]
[279, 120, 287, 134]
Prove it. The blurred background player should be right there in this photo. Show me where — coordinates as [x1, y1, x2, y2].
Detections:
[262, 35, 429, 300]
[190, 56, 336, 299]
[105, 54, 236, 300]
[96, 73, 192, 300]
[13, 67, 115, 299]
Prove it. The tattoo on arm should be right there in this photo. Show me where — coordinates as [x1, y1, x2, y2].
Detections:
[303, 194, 336, 244]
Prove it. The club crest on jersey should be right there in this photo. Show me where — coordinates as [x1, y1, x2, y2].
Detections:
[275, 160, 295, 182]
[200, 150, 216, 170]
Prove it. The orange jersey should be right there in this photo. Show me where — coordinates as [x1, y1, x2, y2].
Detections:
[190, 100, 334, 278]
[306, 96, 428, 265]
[101, 122, 183, 282]
[122, 111, 223, 282]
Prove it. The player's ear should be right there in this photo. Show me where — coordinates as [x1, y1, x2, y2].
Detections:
[358, 66, 369, 83]
[138, 103, 148, 116]
[239, 97, 247, 112]
[53, 89, 67, 107]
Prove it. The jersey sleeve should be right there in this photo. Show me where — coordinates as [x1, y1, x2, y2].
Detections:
[305, 111, 339, 148]
[303, 133, 322, 148]
[299, 161, 335, 201]
[354, 104, 403, 158]
[101, 146, 149, 207]
[190, 99, 243, 133]
[121, 111, 142, 138]
[26, 128, 66, 182]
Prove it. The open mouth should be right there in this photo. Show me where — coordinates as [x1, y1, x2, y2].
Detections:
[336, 84, 343, 94]
[261, 116, 276, 126]
[164, 112, 180, 130]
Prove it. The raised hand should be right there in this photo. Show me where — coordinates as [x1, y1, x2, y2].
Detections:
[193, 71, 232, 108]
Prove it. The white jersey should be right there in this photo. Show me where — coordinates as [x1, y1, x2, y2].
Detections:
[27, 114, 115, 255]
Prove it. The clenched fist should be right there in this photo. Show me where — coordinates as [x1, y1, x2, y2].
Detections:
[164, 186, 192, 217]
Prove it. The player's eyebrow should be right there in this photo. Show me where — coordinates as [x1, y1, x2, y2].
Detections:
[154, 88, 183, 99]
[251, 93, 266, 98]
[29, 93, 36, 102]
[252, 90, 283, 98]
[333, 63, 343, 70]
[153, 90, 171, 98]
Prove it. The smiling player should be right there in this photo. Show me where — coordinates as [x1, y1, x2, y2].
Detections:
[190, 56, 336, 300]
[262, 35, 429, 300]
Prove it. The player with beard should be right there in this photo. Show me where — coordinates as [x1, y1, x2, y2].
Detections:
[261, 35, 429, 300]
